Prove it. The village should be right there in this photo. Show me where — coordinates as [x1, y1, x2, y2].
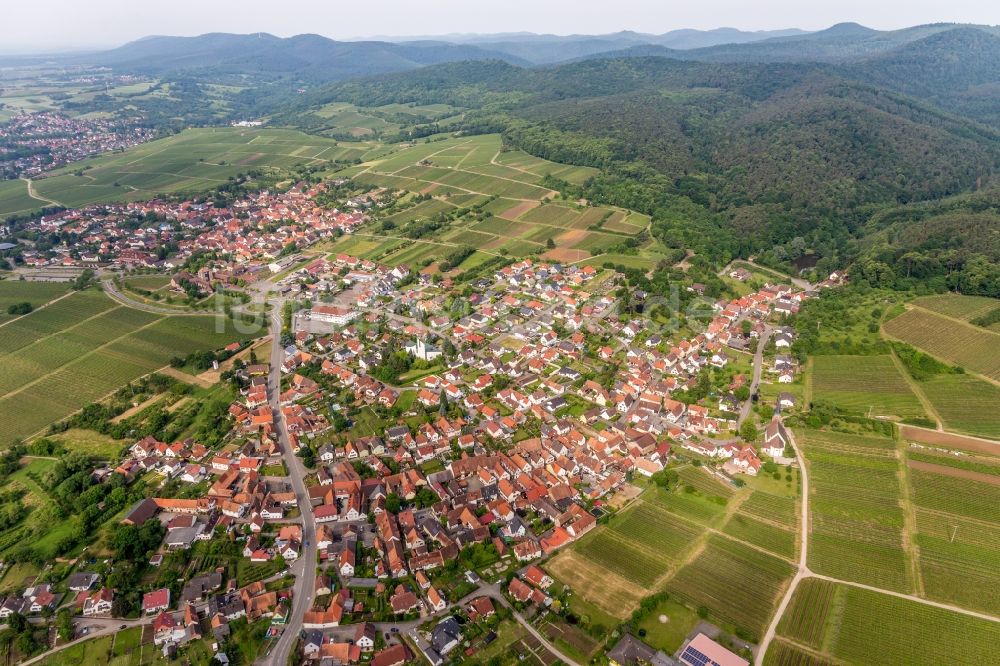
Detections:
[0, 111, 156, 180]
[0, 181, 843, 666]
[0, 180, 374, 279]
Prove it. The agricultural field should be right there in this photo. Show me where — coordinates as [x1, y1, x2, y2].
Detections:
[910, 294, 1000, 328]
[811, 354, 926, 420]
[340, 134, 645, 264]
[722, 508, 797, 560]
[647, 482, 729, 526]
[665, 534, 794, 640]
[0, 280, 70, 322]
[543, 482, 721, 619]
[916, 373, 1000, 438]
[570, 500, 700, 588]
[797, 428, 911, 592]
[905, 459, 1000, 614]
[770, 579, 1000, 666]
[0, 127, 373, 216]
[0, 289, 252, 445]
[883, 307, 1000, 381]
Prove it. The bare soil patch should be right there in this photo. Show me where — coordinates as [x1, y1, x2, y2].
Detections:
[542, 248, 590, 263]
[900, 424, 1000, 454]
[237, 152, 265, 166]
[499, 200, 539, 220]
[908, 459, 1000, 486]
[159, 366, 215, 389]
[111, 393, 166, 422]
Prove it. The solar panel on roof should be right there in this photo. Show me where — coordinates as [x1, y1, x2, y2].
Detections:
[681, 646, 720, 666]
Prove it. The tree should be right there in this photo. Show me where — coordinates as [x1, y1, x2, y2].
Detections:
[6, 302, 31, 316]
[739, 421, 759, 443]
[56, 608, 74, 642]
[385, 493, 402, 514]
[546, 237, 555, 249]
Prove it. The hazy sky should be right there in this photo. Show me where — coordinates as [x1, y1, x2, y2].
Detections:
[3, 0, 999, 52]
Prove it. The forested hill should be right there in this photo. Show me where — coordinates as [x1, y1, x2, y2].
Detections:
[289, 30, 1000, 293]
[80, 33, 531, 82]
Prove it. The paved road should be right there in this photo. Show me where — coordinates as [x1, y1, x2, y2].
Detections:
[737, 325, 772, 429]
[718, 259, 814, 292]
[19, 616, 152, 666]
[259, 301, 318, 666]
[102, 278, 203, 316]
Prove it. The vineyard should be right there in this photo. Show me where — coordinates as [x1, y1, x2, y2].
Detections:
[830, 585, 1000, 666]
[763, 640, 835, 666]
[572, 496, 703, 587]
[798, 429, 910, 592]
[722, 512, 797, 560]
[0, 281, 69, 323]
[811, 354, 926, 419]
[648, 484, 729, 526]
[740, 491, 799, 528]
[910, 294, 999, 323]
[665, 534, 794, 640]
[907, 461, 1000, 614]
[883, 308, 1000, 381]
[677, 465, 737, 499]
[0, 293, 252, 445]
[330, 134, 658, 270]
[917, 374, 1000, 438]
[771, 580, 1000, 665]
[776, 578, 837, 648]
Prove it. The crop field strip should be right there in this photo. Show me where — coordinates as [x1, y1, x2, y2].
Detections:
[0, 281, 71, 322]
[337, 135, 645, 263]
[811, 354, 926, 419]
[883, 307, 1000, 381]
[910, 294, 999, 323]
[799, 429, 911, 592]
[0, 295, 250, 445]
[772, 579, 1000, 666]
[665, 533, 795, 640]
[916, 374, 1000, 438]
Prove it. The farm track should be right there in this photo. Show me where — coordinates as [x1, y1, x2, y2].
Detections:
[756, 424, 1000, 665]
[20, 177, 62, 207]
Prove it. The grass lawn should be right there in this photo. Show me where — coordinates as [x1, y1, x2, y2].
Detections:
[35, 635, 114, 666]
[0, 561, 41, 593]
[46, 428, 127, 459]
[634, 596, 701, 653]
[113, 626, 143, 656]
